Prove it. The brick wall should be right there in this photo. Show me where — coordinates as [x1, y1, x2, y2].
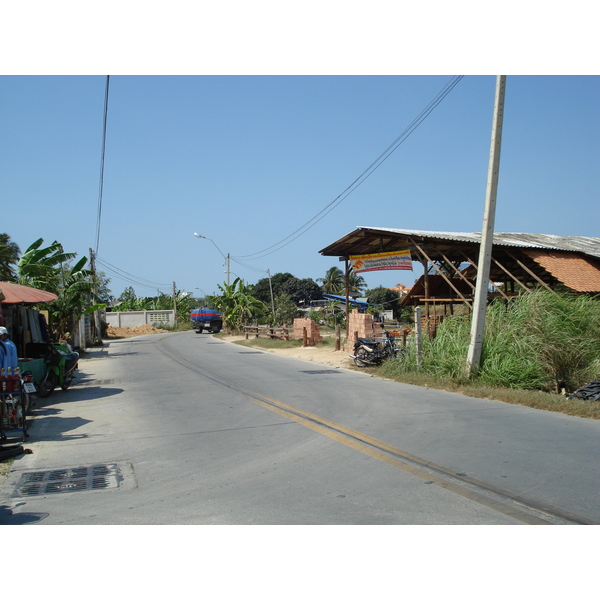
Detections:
[292, 318, 323, 346]
[345, 310, 383, 352]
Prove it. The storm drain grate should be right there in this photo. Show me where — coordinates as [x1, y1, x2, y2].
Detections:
[13, 463, 121, 497]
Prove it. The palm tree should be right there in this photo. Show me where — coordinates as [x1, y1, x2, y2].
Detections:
[318, 266, 345, 294]
[0, 233, 20, 282]
[348, 271, 367, 295]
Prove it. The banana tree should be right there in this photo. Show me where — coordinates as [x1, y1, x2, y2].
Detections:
[207, 278, 268, 333]
[17, 238, 77, 294]
[46, 256, 99, 339]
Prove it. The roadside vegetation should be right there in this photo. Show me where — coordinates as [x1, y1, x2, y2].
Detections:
[377, 289, 600, 419]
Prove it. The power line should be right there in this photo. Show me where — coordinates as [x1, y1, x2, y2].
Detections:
[236, 75, 464, 261]
[95, 256, 171, 291]
[94, 75, 110, 255]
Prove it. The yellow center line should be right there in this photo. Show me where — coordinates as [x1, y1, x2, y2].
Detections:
[245, 392, 595, 525]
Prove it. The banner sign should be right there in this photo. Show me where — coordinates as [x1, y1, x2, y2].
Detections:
[349, 249, 413, 273]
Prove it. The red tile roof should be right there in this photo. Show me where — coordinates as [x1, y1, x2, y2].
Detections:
[523, 250, 600, 292]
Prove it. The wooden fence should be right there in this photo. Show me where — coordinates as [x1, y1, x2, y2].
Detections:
[244, 325, 290, 340]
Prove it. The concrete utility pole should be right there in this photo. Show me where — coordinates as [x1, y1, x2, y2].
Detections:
[466, 75, 506, 376]
[172, 281, 177, 324]
[89, 249, 104, 346]
[267, 269, 275, 317]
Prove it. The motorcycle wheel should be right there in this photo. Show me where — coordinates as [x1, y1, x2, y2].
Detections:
[22, 391, 31, 415]
[37, 371, 58, 398]
[61, 371, 74, 391]
[353, 347, 371, 367]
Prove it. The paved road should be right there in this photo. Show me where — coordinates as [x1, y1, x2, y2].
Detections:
[1, 331, 598, 525]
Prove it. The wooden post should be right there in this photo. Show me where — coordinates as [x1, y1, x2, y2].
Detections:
[335, 325, 340, 351]
[302, 327, 307, 347]
[415, 306, 423, 368]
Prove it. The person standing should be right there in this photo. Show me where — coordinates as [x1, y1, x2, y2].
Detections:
[0, 326, 18, 372]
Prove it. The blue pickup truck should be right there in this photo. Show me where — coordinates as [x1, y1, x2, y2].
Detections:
[190, 307, 223, 334]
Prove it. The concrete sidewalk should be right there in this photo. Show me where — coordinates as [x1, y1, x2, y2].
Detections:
[1, 341, 119, 482]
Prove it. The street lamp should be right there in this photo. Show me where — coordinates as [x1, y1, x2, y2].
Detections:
[193, 232, 230, 285]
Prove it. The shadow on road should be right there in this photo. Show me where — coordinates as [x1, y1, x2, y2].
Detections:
[0, 504, 48, 524]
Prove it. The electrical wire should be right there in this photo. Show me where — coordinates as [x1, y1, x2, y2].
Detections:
[235, 75, 464, 261]
[94, 75, 110, 255]
[95, 256, 171, 291]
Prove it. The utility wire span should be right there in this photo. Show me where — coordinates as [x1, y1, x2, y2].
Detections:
[94, 75, 110, 255]
[95, 256, 171, 292]
[236, 75, 464, 261]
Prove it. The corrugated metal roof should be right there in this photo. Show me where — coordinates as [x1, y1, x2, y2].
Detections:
[355, 227, 600, 259]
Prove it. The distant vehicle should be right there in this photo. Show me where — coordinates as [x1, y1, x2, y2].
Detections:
[190, 307, 222, 334]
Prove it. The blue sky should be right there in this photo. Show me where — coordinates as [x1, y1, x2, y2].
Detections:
[2, 5, 599, 301]
[2, 74, 599, 299]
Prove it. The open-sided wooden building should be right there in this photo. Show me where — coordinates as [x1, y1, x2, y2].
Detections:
[319, 227, 600, 323]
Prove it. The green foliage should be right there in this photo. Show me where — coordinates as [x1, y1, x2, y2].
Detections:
[381, 290, 600, 392]
[250, 272, 295, 304]
[113, 286, 197, 327]
[114, 287, 152, 311]
[322, 299, 346, 328]
[348, 271, 367, 295]
[44, 256, 95, 339]
[307, 310, 324, 324]
[514, 290, 600, 391]
[0, 233, 20, 282]
[318, 266, 344, 294]
[11, 238, 96, 339]
[281, 277, 323, 305]
[273, 293, 299, 325]
[317, 266, 366, 296]
[250, 272, 322, 306]
[208, 277, 268, 332]
[17, 238, 78, 294]
[365, 286, 407, 320]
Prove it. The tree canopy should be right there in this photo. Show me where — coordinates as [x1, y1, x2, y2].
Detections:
[0, 233, 20, 282]
[250, 273, 322, 306]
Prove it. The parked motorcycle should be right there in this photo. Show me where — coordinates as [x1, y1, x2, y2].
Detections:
[350, 330, 405, 367]
[20, 370, 36, 414]
[36, 344, 79, 398]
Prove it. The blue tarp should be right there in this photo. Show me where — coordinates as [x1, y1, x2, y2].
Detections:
[322, 294, 370, 309]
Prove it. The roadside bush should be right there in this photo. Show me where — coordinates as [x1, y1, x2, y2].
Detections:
[381, 289, 600, 392]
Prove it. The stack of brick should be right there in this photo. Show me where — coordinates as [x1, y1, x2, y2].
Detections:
[344, 310, 383, 352]
[292, 318, 323, 346]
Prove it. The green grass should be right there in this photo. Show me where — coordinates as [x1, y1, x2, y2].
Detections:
[223, 335, 304, 350]
[374, 367, 600, 420]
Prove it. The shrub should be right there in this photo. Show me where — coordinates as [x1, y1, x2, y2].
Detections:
[381, 290, 600, 392]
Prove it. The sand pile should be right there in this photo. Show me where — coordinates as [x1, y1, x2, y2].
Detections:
[106, 324, 169, 338]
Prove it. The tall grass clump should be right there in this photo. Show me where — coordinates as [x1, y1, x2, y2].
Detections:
[381, 289, 600, 392]
[516, 289, 600, 391]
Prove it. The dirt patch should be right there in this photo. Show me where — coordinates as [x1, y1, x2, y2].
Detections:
[106, 324, 169, 338]
[222, 335, 355, 369]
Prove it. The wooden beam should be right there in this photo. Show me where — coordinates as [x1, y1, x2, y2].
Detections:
[411, 238, 472, 308]
[504, 250, 556, 294]
[457, 249, 510, 300]
[491, 257, 530, 293]
[437, 249, 476, 290]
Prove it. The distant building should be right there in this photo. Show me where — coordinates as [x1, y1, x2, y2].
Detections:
[389, 283, 412, 297]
